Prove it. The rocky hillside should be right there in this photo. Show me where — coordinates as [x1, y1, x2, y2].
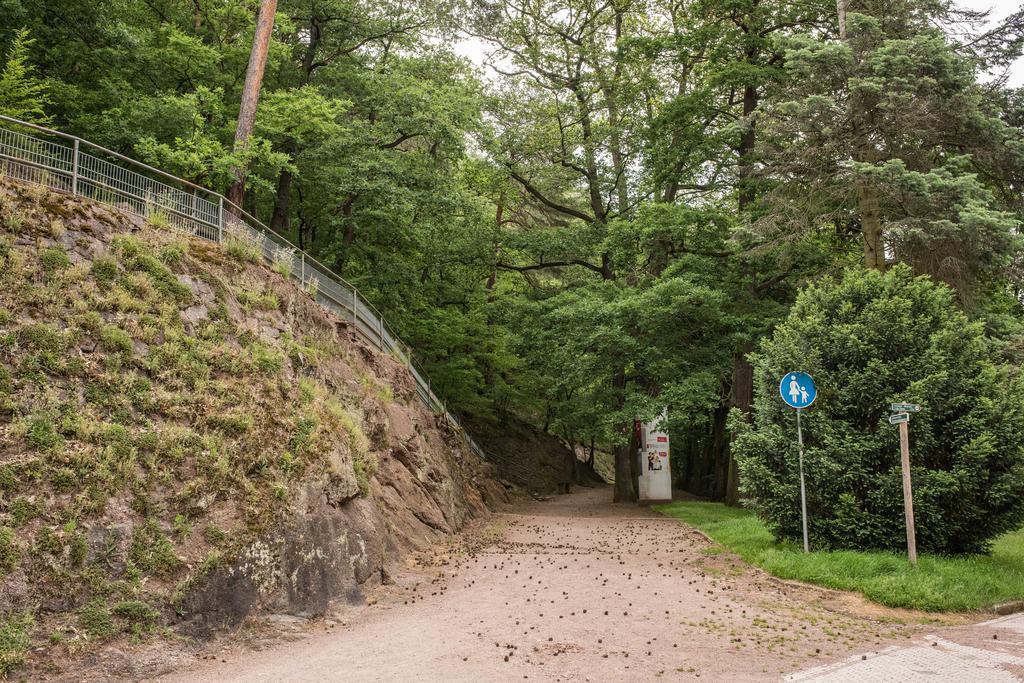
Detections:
[0, 179, 506, 676]
[469, 415, 605, 494]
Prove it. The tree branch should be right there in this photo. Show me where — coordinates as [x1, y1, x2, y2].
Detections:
[507, 169, 596, 223]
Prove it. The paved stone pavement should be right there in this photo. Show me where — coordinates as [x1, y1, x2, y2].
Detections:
[787, 613, 1024, 681]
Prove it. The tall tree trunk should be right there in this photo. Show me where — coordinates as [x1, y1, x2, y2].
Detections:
[710, 398, 730, 498]
[737, 83, 758, 211]
[612, 368, 635, 503]
[858, 179, 885, 270]
[227, 0, 277, 210]
[600, 7, 629, 216]
[270, 165, 292, 234]
[725, 346, 754, 506]
[837, 0, 849, 40]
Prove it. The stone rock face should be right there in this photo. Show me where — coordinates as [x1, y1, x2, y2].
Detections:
[468, 415, 605, 494]
[0, 179, 510, 646]
[179, 417, 504, 636]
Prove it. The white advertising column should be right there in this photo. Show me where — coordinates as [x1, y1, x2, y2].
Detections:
[637, 411, 672, 504]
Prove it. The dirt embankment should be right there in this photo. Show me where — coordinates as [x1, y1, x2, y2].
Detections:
[0, 179, 506, 678]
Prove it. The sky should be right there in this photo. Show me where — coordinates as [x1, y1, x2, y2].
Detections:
[969, 0, 1024, 85]
[454, 0, 1024, 86]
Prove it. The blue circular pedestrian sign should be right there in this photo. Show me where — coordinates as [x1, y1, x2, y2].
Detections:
[780, 372, 816, 408]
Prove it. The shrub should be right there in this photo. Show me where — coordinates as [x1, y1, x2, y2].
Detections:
[0, 527, 18, 574]
[0, 365, 12, 396]
[40, 246, 70, 273]
[111, 235, 142, 258]
[304, 277, 319, 300]
[111, 600, 159, 625]
[8, 497, 38, 527]
[129, 519, 181, 577]
[158, 242, 186, 265]
[24, 415, 63, 453]
[20, 323, 65, 352]
[224, 224, 262, 263]
[237, 288, 279, 312]
[77, 600, 115, 641]
[90, 256, 119, 288]
[0, 611, 33, 675]
[250, 343, 284, 374]
[271, 245, 295, 278]
[735, 266, 1024, 554]
[100, 325, 133, 354]
[128, 253, 192, 303]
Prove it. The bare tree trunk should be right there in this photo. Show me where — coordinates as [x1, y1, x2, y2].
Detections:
[227, 0, 278, 210]
[837, 0, 849, 40]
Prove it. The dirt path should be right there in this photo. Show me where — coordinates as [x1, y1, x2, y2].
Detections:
[156, 487, 969, 682]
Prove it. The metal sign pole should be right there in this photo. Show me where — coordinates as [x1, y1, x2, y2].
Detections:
[797, 408, 809, 553]
[898, 419, 918, 566]
[780, 371, 816, 553]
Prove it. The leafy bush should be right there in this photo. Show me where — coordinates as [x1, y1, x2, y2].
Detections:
[158, 242, 186, 265]
[735, 266, 1024, 554]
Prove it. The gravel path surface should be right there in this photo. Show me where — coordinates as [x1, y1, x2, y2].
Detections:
[157, 487, 999, 682]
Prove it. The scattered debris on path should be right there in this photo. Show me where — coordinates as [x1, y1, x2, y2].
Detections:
[155, 487, 990, 682]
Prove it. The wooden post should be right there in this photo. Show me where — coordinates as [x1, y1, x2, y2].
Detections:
[898, 420, 917, 565]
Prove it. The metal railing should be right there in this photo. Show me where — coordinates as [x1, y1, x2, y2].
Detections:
[0, 114, 490, 463]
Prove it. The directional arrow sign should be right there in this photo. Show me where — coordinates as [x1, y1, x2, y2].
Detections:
[889, 412, 910, 424]
[890, 403, 921, 413]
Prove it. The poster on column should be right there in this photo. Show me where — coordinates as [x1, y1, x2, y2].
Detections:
[638, 410, 672, 504]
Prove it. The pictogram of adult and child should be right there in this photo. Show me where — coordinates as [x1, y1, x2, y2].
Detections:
[780, 371, 817, 409]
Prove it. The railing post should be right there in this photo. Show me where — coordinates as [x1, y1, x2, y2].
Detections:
[217, 196, 224, 243]
[71, 139, 79, 196]
[379, 317, 385, 350]
[300, 252, 305, 286]
[352, 290, 358, 326]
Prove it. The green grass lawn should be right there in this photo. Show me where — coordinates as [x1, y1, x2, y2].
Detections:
[655, 501, 1024, 612]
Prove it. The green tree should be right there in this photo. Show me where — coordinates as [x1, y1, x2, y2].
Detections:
[735, 265, 1024, 554]
[758, 0, 1024, 301]
[0, 28, 51, 124]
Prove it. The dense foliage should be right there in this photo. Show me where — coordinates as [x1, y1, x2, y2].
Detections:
[735, 266, 1024, 553]
[1, 0, 1024, 506]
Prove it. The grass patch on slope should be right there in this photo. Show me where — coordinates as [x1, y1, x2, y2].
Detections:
[655, 501, 1024, 612]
